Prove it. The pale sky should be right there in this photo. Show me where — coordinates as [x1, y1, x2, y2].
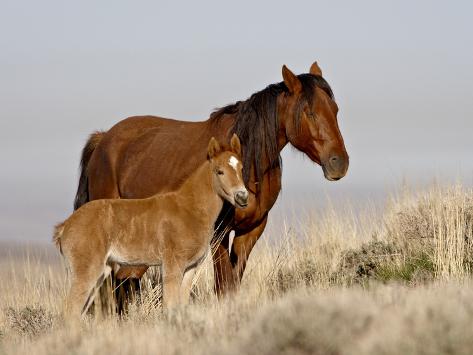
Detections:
[1, 0, 472, 242]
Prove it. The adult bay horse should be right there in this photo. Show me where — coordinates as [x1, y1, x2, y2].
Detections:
[74, 61, 349, 310]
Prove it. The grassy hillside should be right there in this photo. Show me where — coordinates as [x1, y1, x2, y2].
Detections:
[1, 184, 473, 354]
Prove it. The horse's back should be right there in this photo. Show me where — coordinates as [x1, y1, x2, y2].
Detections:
[88, 115, 212, 201]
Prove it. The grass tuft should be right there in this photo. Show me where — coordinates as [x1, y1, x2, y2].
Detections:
[5, 306, 54, 338]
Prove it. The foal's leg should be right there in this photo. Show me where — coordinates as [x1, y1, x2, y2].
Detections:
[162, 260, 184, 309]
[66, 254, 111, 318]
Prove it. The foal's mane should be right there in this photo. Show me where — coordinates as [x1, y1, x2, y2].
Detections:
[209, 74, 334, 188]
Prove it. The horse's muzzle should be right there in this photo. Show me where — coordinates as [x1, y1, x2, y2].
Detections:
[323, 154, 349, 181]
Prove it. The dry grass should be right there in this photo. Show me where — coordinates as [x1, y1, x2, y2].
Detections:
[1, 183, 473, 354]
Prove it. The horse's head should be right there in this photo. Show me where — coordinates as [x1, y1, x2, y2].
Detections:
[280, 62, 349, 181]
[207, 134, 248, 208]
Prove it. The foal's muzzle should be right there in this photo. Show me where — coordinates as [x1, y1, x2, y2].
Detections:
[234, 190, 249, 208]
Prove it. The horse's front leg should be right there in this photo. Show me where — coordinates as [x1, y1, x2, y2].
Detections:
[230, 216, 268, 284]
[211, 201, 236, 297]
[213, 216, 268, 297]
[212, 231, 234, 297]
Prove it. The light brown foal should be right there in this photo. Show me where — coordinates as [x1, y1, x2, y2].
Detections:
[54, 134, 247, 317]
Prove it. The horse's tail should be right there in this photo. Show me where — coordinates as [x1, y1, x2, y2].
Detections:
[53, 222, 65, 254]
[73, 131, 105, 210]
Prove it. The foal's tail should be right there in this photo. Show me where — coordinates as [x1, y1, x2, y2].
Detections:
[73, 131, 105, 211]
[53, 222, 65, 254]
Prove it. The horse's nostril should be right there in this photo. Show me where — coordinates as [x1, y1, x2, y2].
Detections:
[325, 154, 348, 179]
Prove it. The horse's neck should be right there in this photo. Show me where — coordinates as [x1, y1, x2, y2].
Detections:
[210, 112, 288, 176]
[177, 161, 223, 220]
[275, 96, 291, 152]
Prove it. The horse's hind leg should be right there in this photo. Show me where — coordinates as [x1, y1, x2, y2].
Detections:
[66, 257, 111, 318]
[180, 267, 197, 305]
[80, 265, 112, 316]
[114, 266, 148, 314]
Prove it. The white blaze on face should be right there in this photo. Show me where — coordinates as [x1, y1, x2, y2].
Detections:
[229, 156, 239, 172]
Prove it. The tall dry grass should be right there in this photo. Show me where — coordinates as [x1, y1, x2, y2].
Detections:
[383, 184, 473, 281]
[1, 183, 473, 354]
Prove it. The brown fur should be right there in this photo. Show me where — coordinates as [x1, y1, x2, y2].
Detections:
[74, 61, 349, 302]
[56, 135, 246, 317]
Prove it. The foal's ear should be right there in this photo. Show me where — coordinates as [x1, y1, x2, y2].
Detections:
[282, 65, 302, 95]
[230, 133, 241, 157]
[309, 61, 323, 76]
[207, 137, 221, 159]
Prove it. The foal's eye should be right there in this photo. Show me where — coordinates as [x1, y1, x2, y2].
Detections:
[217, 170, 224, 175]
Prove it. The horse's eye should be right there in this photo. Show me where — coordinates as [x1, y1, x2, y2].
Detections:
[307, 111, 316, 120]
[217, 170, 224, 175]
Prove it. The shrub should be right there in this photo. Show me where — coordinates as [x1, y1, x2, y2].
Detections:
[5, 306, 54, 338]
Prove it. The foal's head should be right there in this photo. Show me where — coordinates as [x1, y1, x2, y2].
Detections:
[207, 134, 248, 208]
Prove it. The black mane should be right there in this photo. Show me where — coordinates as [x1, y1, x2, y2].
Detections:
[210, 74, 334, 188]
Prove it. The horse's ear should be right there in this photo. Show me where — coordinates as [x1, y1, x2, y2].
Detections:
[282, 65, 302, 95]
[208, 137, 221, 159]
[309, 61, 323, 76]
[230, 133, 241, 157]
